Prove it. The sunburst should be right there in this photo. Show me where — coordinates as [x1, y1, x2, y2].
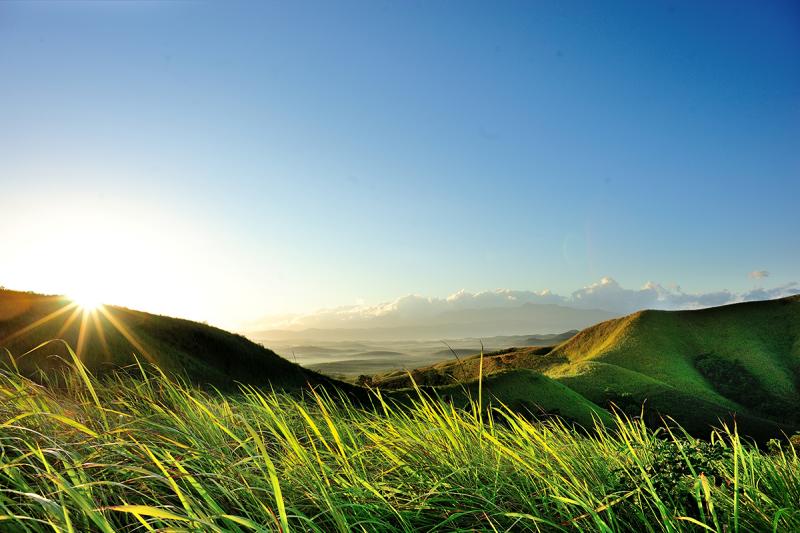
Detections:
[1, 295, 154, 366]
[69, 289, 104, 313]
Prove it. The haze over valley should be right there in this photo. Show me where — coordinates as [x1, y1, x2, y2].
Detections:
[250, 279, 799, 375]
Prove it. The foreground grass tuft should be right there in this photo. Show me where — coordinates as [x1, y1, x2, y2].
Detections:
[0, 353, 798, 532]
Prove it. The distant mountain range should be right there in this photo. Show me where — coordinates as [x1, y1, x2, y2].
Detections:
[252, 303, 617, 341]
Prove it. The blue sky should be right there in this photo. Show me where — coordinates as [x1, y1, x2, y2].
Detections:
[1, 1, 798, 327]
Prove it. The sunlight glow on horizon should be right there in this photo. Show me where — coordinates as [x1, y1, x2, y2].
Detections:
[69, 290, 103, 313]
[1, 199, 235, 327]
[1, 2, 798, 330]
[0, 190, 306, 330]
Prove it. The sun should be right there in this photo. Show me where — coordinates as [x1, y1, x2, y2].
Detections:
[69, 288, 104, 312]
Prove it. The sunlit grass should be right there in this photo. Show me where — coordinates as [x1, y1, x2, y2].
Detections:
[0, 345, 798, 532]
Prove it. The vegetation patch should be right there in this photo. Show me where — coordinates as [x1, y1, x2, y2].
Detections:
[694, 352, 794, 420]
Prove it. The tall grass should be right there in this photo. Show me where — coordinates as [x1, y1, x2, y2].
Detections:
[0, 352, 798, 532]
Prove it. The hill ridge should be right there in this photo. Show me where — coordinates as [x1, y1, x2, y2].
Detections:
[0, 289, 344, 392]
[373, 295, 800, 439]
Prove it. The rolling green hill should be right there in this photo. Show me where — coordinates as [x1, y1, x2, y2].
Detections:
[375, 296, 800, 439]
[0, 289, 616, 430]
[0, 289, 339, 391]
[413, 369, 614, 428]
[7, 288, 799, 438]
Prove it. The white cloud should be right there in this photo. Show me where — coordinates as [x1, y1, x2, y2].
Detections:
[566, 277, 743, 314]
[446, 288, 565, 308]
[749, 270, 770, 279]
[253, 277, 799, 331]
[570, 277, 659, 312]
[260, 289, 566, 330]
[741, 282, 799, 302]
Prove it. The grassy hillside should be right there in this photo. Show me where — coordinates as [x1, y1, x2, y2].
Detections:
[375, 296, 800, 439]
[0, 361, 798, 532]
[412, 369, 614, 428]
[0, 290, 600, 429]
[6, 288, 798, 438]
[1, 292, 798, 529]
[0, 289, 335, 391]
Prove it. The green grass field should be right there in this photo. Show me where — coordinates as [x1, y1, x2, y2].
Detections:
[1, 350, 799, 532]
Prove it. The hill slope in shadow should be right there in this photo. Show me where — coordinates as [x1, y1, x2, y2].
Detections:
[0, 289, 339, 391]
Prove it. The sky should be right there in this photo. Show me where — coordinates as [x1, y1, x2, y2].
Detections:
[1, 1, 798, 329]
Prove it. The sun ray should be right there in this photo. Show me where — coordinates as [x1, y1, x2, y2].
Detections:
[90, 308, 111, 364]
[56, 305, 83, 339]
[1, 301, 78, 345]
[97, 306, 155, 364]
[76, 308, 92, 358]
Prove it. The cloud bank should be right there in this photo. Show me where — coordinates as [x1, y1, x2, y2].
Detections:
[255, 277, 799, 331]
